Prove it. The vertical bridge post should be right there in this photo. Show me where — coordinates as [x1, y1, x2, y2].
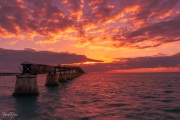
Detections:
[13, 62, 39, 96]
[45, 67, 59, 86]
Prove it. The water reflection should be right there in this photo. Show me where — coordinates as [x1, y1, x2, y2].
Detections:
[13, 96, 39, 119]
[0, 73, 180, 119]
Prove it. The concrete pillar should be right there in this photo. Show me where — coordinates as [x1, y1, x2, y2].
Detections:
[67, 70, 74, 80]
[59, 74, 68, 82]
[66, 72, 72, 80]
[71, 70, 76, 78]
[12, 74, 39, 96]
[45, 73, 59, 86]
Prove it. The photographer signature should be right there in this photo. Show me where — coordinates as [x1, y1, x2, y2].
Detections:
[2, 112, 18, 118]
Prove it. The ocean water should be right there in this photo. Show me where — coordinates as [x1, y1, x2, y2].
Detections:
[0, 72, 180, 120]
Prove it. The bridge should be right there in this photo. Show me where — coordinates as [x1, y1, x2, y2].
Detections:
[12, 62, 85, 96]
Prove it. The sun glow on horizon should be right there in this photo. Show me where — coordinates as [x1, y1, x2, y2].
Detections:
[82, 61, 100, 65]
[107, 67, 180, 73]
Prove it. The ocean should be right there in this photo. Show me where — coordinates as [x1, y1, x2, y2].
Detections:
[0, 72, 180, 120]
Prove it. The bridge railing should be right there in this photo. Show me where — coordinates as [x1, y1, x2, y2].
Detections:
[21, 62, 85, 75]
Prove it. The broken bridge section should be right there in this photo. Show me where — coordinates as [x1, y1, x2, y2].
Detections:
[12, 62, 85, 96]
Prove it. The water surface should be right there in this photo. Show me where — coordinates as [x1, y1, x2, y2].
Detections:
[0, 72, 180, 120]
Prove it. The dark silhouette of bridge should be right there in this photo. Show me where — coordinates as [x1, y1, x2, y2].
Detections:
[9, 62, 85, 96]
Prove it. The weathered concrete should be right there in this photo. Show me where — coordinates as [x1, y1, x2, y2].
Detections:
[59, 74, 73, 82]
[59, 74, 68, 82]
[66, 74, 72, 80]
[11, 62, 85, 96]
[12, 74, 39, 96]
[45, 73, 59, 86]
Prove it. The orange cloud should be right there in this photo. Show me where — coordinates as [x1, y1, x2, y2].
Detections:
[9, 40, 18, 46]
[0, 0, 180, 50]
[36, 38, 58, 44]
[88, 0, 104, 6]
[108, 67, 180, 73]
[62, 0, 84, 20]
[125, 5, 139, 13]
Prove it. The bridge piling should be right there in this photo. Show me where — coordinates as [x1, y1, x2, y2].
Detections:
[59, 71, 69, 82]
[12, 74, 39, 96]
[12, 62, 85, 96]
[45, 72, 59, 86]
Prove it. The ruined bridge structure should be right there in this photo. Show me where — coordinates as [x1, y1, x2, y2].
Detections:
[13, 62, 85, 96]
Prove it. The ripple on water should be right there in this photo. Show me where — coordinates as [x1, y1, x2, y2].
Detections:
[106, 103, 129, 107]
[164, 90, 174, 93]
[160, 99, 172, 103]
[164, 107, 180, 113]
[0, 73, 180, 120]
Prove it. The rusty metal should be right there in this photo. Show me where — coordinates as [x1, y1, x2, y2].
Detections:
[20, 62, 85, 75]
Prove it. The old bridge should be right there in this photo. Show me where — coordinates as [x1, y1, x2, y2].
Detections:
[12, 62, 85, 96]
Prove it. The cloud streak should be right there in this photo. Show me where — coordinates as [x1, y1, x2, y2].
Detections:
[81, 53, 180, 72]
[0, 48, 179, 73]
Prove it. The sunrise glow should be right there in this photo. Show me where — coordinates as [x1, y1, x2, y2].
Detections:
[82, 61, 99, 65]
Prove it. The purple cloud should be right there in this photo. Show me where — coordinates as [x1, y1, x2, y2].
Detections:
[0, 48, 102, 72]
[81, 53, 180, 72]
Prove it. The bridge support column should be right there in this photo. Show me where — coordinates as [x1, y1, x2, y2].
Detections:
[59, 73, 68, 82]
[12, 74, 39, 96]
[66, 71, 72, 80]
[45, 73, 59, 86]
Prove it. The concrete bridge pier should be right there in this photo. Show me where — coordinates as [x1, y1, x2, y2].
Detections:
[45, 73, 59, 86]
[70, 70, 76, 79]
[60, 70, 73, 82]
[12, 74, 39, 96]
[11, 62, 85, 96]
[59, 72, 68, 82]
[72, 69, 79, 78]
[66, 71, 72, 80]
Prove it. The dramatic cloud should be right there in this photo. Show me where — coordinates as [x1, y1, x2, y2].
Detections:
[62, 0, 84, 20]
[0, 0, 179, 48]
[113, 15, 180, 49]
[0, 0, 76, 42]
[81, 0, 180, 49]
[0, 48, 102, 72]
[81, 53, 180, 72]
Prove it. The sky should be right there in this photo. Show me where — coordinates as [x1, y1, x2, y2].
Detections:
[0, 0, 180, 72]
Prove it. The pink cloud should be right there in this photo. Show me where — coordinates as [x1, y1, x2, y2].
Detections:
[0, 0, 180, 47]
